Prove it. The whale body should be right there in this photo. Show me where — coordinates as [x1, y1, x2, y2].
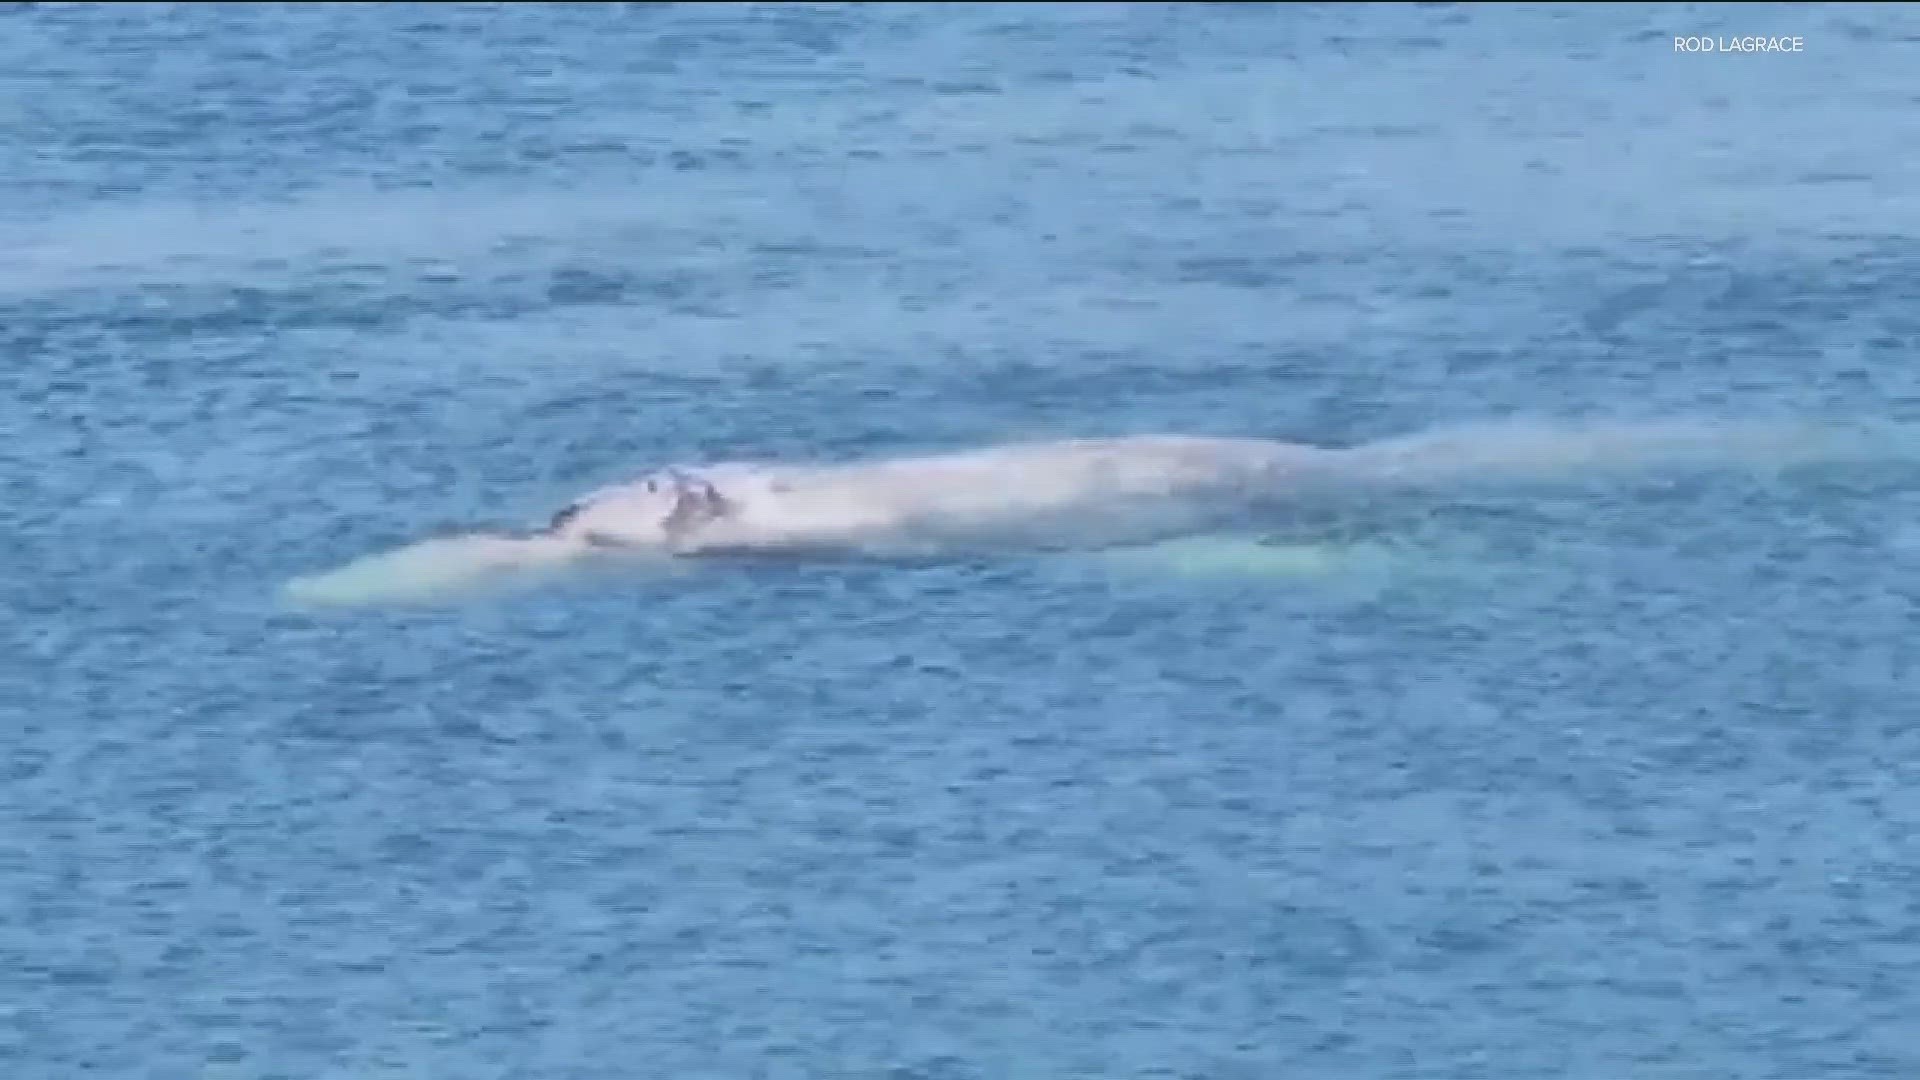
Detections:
[541, 418, 1867, 557]
[282, 416, 1900, 607]
[541, 435, 1342, 560]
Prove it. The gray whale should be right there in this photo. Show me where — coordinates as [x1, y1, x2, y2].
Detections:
[541, 435, 1333, 560]
[283, 416, 1893, 606]
[538, 418, 1860, 560]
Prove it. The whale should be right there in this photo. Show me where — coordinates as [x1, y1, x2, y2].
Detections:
[281, 416, 1905, 607]
[540, 435, 1340, 560]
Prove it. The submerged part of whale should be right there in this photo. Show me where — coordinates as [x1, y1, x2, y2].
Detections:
[282, 416, 1919, 607]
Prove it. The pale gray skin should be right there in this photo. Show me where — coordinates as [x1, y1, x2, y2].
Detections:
[539, 436, 1352, 561]
[534, 420, 1877, 563]
[279, 418, 1912, 610]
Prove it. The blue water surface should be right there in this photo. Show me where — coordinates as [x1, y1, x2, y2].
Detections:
[5, 3, 1920, 1077]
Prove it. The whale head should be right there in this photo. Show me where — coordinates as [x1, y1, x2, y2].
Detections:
[543, 468, 733, 552]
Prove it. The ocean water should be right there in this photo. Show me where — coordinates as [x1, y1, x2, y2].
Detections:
[6, 3, 1920, 1077]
